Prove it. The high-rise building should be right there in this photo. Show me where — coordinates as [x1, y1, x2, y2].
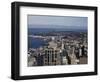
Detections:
[37, 53, 44, 66]
[60, 49, 69, 65]
[44, 48, 61, 65]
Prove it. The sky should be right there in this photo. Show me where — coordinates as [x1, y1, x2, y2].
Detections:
[28, 15, 87, 29]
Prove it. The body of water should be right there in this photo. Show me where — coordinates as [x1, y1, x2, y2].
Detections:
[28, 37, 48, 49]
[28, 27, 87, 49]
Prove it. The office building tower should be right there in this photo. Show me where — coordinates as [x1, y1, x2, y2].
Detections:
[44, 48, 61, 65]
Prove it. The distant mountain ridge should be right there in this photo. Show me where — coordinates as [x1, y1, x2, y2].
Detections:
[28, 24, 87, 30]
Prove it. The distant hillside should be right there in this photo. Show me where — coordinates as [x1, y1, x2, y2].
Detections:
[28, 24, 87, 30]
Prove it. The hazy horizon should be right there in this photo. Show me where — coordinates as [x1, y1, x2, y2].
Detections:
[28, 15, 88, 30]
[28, 24, 87, 30]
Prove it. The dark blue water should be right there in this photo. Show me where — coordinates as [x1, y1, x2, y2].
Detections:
[28, 37, 48, 49]
[28, 28, 50, 49]
[28, 27, 87, 35]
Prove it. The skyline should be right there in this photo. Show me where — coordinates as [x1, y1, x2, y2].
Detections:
[28, 15, 88, 30]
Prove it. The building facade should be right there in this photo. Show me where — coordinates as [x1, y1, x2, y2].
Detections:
[44, 48, 61, 65]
